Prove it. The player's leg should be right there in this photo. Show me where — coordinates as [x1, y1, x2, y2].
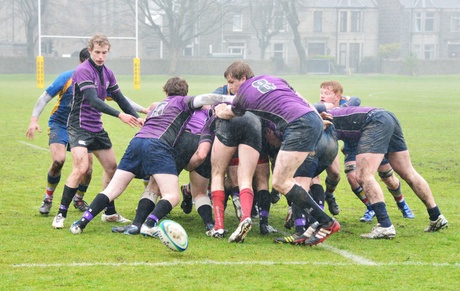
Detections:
[388, 150, 448, 232]
[141, 173, 181, 237]
[324, 156, 341, 215]
[378, 162, 414, 219]
[93, 148, 130, 223]
[208, 136, 236, 238]
[73, 152, 93, 212]
[39, 142, 67, 215]
[52, 146, 90, 228]
[189, 171, 214, 231]
[70, 169, 135, 234]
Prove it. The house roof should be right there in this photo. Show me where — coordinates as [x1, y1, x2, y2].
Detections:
[304, 0, 378, 8]
[399, 0, 460, 8]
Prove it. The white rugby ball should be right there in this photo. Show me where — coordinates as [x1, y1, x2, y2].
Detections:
[158, 219, 188, 252]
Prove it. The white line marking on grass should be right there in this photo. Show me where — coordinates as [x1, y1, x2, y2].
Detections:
[18, 141, 48, 151]
[12, 260, 460, 268]
[321, 244, 377, 265]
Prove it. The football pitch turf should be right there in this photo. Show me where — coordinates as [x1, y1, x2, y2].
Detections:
[0, 73, 458, 290]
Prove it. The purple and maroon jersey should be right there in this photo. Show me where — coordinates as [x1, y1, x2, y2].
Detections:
[184, 108, 209, 135]
[135, 95, 196, 146]
[328, 106, 378, 143]
[69, 60, 119, 132]
[231, 75, 314, 131]
[198, 112, 216, 145]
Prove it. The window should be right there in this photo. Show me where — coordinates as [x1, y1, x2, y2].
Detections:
[273, 43, 285, 58]
[340, 11, 361, 32]
[425, 12, 434, 32]
[423, 44, 434, 59]
[307, 43, 325, 57]
[313, 11, 322, 32]
[414, 13, 422, 32]
[413, 44, 435, 59]
[414, 12, 435, 32]
[451, 13, 460, 32]
[340, 11, 348, 32]
[183, 44, 193, 57]
[351, 11, 361, 32]
[448, 44, 460, 58]
[228, 42, 245, 56]
[233, 14, 242, 32]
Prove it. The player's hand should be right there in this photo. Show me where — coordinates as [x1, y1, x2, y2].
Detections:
[137, 117, 145, 127]
[26, 120, 41, 140]
[323, 119, 332, 130]
[119, 113, 143, 128]
[319, 111, 333, 121]
[214, 103, 233, 119]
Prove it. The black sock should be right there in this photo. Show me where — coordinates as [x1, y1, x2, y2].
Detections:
[310, 184, 325, 210]
[292, 204, 306, 233]
[133, 198, 155, 227]
[145, 199, 173, 227]
[257, 190, 271, 224]
[372, 202, 392, 227]
[285, 184, 332, 225]
[104, 200, 117, 215]
[197, 204, 214, 226]
[58, 185, 78, 217]
[427, 206, 441, 221]
[80, 193, 110, 228]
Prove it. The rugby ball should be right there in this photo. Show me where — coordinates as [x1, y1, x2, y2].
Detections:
[157, 219, 188, 252]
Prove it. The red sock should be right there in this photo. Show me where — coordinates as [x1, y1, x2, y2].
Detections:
[240, 188, 254, 221]
[211, 190, 226, 230]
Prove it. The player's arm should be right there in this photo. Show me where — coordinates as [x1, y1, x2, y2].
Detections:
[192, 93, 234, 108]
[185, 140, 211, 172]
[85, 88, 143, 127]
[341, 96, 361, 107]
[124, 96, 150, 114]
[26, 91, 53, 140]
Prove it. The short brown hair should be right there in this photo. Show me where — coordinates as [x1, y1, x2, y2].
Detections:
[320, 80, 343, 95]
[224, 61, 254, 81]
[88, 34, 111, 51]
[163, 77, 189, 96]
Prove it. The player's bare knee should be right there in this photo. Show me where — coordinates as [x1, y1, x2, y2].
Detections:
[50, 160, 65, 172]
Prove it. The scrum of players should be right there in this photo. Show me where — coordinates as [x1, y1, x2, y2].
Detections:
[27, 36, 448, 245]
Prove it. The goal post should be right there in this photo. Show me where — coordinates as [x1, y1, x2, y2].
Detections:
[36, 0, 140, 89]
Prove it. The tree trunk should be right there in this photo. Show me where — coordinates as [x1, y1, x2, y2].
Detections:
[280, 0, 307, 74]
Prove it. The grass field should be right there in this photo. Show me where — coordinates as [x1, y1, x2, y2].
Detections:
[0, 73, 458, 290]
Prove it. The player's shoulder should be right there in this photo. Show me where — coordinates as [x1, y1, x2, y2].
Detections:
[55, 70, 74, 82]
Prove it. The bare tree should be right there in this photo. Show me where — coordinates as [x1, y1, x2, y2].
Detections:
[132, 0, 233, 74]
[248, 0, 284, 59]
[278, 0, 307, 73]
[0, 0, 48, 62]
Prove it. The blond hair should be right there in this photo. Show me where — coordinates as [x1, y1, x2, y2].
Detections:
[88, 34, 111, 51]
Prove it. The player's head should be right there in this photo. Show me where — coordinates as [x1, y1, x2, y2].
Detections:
[79, 48, 90, 63]
[224, 61, 254, 94]
[320, 80, 343, 95]
[224, 61, 254, 81]
[163, 77, 189, 96]
[319, 80, 343, 105]
[88, 34, 111, 51]
[88, 34, 111, 66]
